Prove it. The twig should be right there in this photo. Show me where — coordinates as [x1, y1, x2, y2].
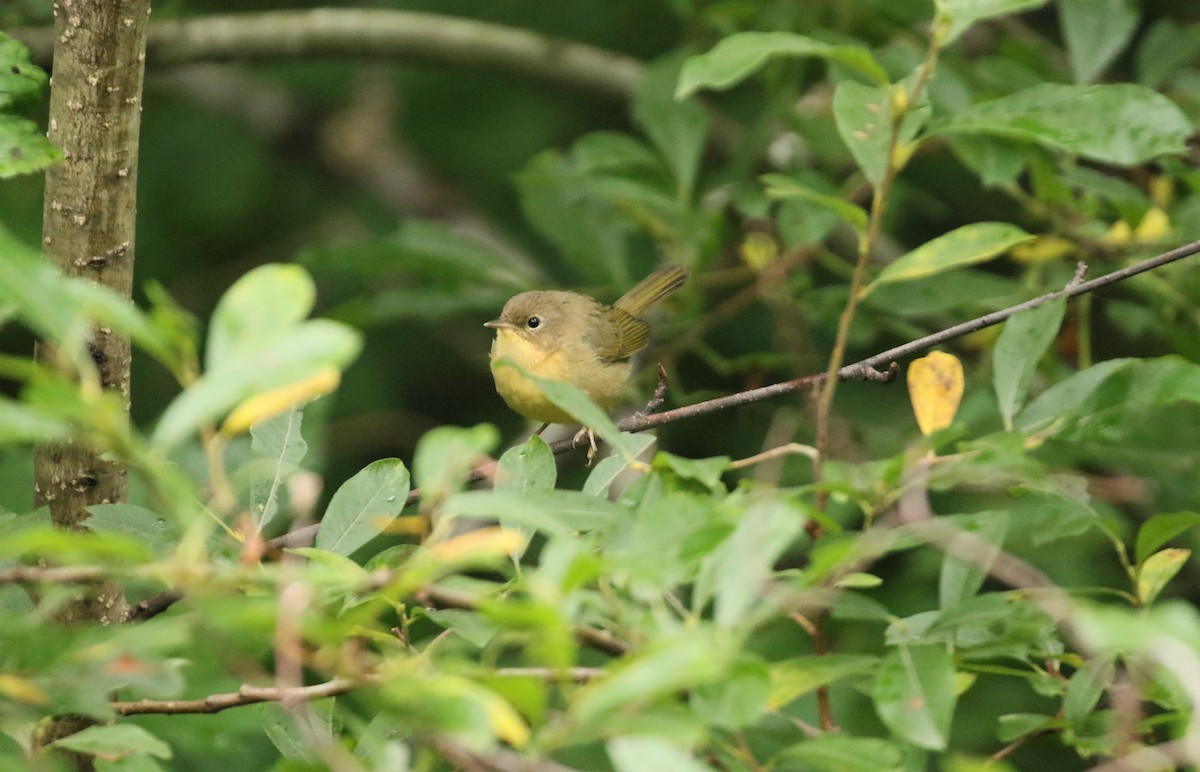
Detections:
[252, 238, 1200, 555]
[14, 10, 641, 102]
[493, 667, 603, 682]
[0, 566, 108, 584]
[111, 677, 356, 715]
[426, 735, 575, 772]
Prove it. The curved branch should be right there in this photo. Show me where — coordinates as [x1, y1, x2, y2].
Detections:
[111, 677, 355, 715]
[14, 9, 642, 102]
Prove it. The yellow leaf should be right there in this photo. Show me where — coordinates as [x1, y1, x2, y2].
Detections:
[220, 367, 340, 436]
[1102, 220, 1132, 246]
[429, 526, 527, 563]
[1134, 207, 1170, 242]
[1149, 176, 1173, 207]
[1010, 235, 1076, 265]
[483, 691, 531, 748]
[739, 231, 778, 273]
[0, 673, 48, 705]
[1138, 548, 1190, 606]
[907, 352, 964, 436]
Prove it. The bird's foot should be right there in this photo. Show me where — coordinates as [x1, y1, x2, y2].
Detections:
[571, 426, 600, 464]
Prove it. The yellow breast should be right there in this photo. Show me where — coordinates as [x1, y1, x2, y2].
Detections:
[489, 329, 630, 424]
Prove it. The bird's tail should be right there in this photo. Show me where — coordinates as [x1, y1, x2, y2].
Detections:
[614, 264, 688, 316]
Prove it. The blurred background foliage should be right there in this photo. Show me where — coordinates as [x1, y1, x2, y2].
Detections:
[3, 0, 1200, 768]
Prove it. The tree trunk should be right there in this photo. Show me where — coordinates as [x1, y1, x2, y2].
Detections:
[32, 0, 152, 767]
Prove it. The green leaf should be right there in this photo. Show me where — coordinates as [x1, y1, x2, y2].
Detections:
[1059, 0, 1139, 85]
[866, 223, 1033, 293]
[762, 173, 869, 232]
[773, 734, 905, 772]
[1137, 548, 1190, 606]
[1136, 19, 1200, 89]
[997, 713, 1061, 742]
[52, 724, 172, 760]
[412, 424, 499, 503]
[833, 82, 928, 188]
[937, 0, 1053, 43]
[768, 654, 878, 709]
[0, 34, 47, 106]
[653, 452, 731, 491]
[1016, 359, 1134, 433]
[0, 115, 62, 179]
[495, 435, 556, 494]
[205, 263, 315, 372]
[696, 499, 806, 628]
[993, 298, 1067, 429]
[873, 644, 957, 750]
[152, 319, 360, 449]
[939, 512, 1010, 609]
[249, 404, 309, 532]
[0, 397, 70, 445]
[690, 656, 771, 728]
[315, 458, 410, 557]
[1064, 654, 1115, 730]
[86, 504, 178, 557]
[443, 489, 625, 535]
[933, 84, 1192, 165]
[676, 31, 888, 100]
[634, 57, 708, 201]
[609, 737, 709, 772]
[583, 433, 657, 496]
[571, 631, 730, 730]
[1136, 512, 1200, 565]
[946, 135, 1029, 187]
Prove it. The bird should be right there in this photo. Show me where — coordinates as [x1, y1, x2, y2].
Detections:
[484, 264, 687, 444]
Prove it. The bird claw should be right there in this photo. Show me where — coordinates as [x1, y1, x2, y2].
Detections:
[572, 427, 599, 464]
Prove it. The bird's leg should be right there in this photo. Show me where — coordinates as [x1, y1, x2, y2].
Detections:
[571, 426, 600, 464]
[534, 422, 551, 436]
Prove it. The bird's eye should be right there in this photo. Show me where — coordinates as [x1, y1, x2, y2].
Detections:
[526, 316, 541, 329]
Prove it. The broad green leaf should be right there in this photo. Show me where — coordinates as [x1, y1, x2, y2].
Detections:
[866, 223, 1033, 293]
[769, 654, 878, 709]
[0, 33, 48, 107]
[206, 263, 315, 371]
[1138, 548, 1190, 606]
[653, 452, 731, 492]
[835, 572, 883, 589]
[634, 57, 708, 201]
[53, 724, 171, 760]
[933, 84, 1191, 165]
[873, 644, 957, 750]
[762, 173, 869, 232]
[153, 319, 361, 450]
[1016, 359, 1134, 433]
[495, 435, 556, 494]
[1060, 0, 1139, 85]
[412, 424, 499, 503]
[676, 31, 887, 100]
[571, 631, 730, 730]
[946, 135, 1029, 187]
[1064, 654, 1115, 730]
[997, 713, 1061, 742]
[993, 298, 1067, 429]
[609, 737, 709, 772]
[1136, 512, 1200, 565]
[0, 224, 175, 369]
[0, 115, 62, 178]
[773, 735, 905, 772]
[0, 398, 70, 445]
[249, 404, 309, 531]
[1073, 600, 1200, 654]
[1136, 19, 1200, 89]
[86, 504, 177, 556]
[583, 433, 657, 496]
[572, 131, 664, 173]
[937, 0, 1052, 42]
[939, 512, 1010, 609]
[833, 82, 928, 188]
[697, 499, 806, 628]
[690, 656, 771, 728]
[443, 489, 625, 535]
[315, 458, 410, 557]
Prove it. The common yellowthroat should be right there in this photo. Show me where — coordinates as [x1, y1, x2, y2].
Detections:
[485, 264, 688, 426]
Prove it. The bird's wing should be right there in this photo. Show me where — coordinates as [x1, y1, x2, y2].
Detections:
[588, 306, 650, 362]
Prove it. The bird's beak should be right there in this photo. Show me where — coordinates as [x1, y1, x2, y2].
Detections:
[484, 319, 515, 331]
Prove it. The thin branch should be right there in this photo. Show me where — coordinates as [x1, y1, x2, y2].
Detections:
[0, 566, 108, 584]
[14, 10, 642, 102]
[426, 735, 576, 772]
[111, 677, 356, 715]
[255, 238, 1200, 555]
